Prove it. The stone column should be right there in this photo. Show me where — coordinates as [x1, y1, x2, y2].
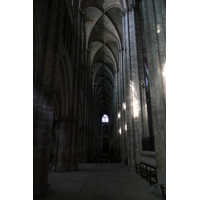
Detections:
[64, 17, 69, 47]
[121, 10, 126, 163]
[113, 72, 118, 155]
[134, 2, 149, 140]
[123, 7, 137, 170]
[84, 128, 89, 162]
[33, 86, 55, 196]
[127, 4, 145, 166]
[70, 118, 79, 171]
[153, 0, 166, 100]
[69, 7, 85, 171]
[55, 117, 73, 172]
[92, 84, 96, 158]
[141, 0, 166, 184]
[88, 71, 93, 160]
[52, 120, 59, 171]
[33, 0, 63, 197]
[116, 69, 121, 162]
[67, 27, 72, 53]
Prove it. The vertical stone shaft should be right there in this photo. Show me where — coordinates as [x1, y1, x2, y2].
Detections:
[56, 118, 72, 171]
[128, 5, 144, 165]
[33, 0, 61, 196]
[42, 0, 58, 87]
[33, 86, 55, 196]
[69, 8, 83, 171]
[133, 4, 149, 149]
[117, 57, 121, 161]
[153, 0, 166, 100]
[141, 0, 166, 184]
[114, 72, 118, 153]
[52, 120, 59, 171]
[136, 3, 149, 140]
[51, 1, 63, 90]
[83, 50, 90, 162]
[121, 11, 126, 162]
[123, 10, 134, 170]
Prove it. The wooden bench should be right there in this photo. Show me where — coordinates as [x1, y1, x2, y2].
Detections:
[136, 162, 157, 185]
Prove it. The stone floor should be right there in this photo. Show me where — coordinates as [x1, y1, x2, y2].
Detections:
[34, 163, 162, 200]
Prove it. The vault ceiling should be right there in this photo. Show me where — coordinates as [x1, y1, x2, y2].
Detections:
[84, 0, 122, 118]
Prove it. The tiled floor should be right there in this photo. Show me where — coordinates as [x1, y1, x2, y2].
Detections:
[34, 163, 162, 200]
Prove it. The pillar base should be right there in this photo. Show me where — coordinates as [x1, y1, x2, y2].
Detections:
[33, 183, 51, 197]
[56, 165, 70, 172]
[70, 164, 79, 171]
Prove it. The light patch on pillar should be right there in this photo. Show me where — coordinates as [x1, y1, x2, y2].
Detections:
[144, 103, 148, 118]
[118, 112, 121, 119]
[130, 81, 139, 118]
[157, 24, 161, 33]
[119, 128, 121, 134]
[123, 103, 126, 110]
[162, 62, 166, 78]
[125, 124, 127, 131]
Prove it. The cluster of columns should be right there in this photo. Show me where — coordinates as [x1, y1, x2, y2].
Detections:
[33, 0, 94, 197]
[111, 0, 166, 185]
[141, 0, 166, 184]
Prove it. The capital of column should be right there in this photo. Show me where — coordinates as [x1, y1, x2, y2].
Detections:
[86, 47, 91, 54]
[121, 8, 127, 16]
[128, 3, 137, 12]
[77, 7, 85, 15]
[119, 46, 124, 52]
[127, 6, 133, 12]
[131, 2, 137, 9]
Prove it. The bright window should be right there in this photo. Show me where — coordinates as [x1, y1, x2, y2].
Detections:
[102, 114, 109, 122]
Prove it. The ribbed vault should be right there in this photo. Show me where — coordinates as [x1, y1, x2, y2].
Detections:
[84, 0, 123, 119]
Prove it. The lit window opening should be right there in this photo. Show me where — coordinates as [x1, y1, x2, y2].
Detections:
[102, 114, 109, 123]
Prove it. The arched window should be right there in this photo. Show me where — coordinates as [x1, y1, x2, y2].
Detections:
[102, 114, 109, 123]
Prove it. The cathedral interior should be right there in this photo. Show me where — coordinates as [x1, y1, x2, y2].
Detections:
[33, 0, 166, 199]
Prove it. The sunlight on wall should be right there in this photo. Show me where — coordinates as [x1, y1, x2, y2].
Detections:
[118, 112, 121, 119]
[162, 62, 166, 78]
[125, 124, 127, 131]
[157, 24, 160, 33]
[119, 128, 121, 134]
[130, 81, 139, 118]
[123, 103, 126, 110]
